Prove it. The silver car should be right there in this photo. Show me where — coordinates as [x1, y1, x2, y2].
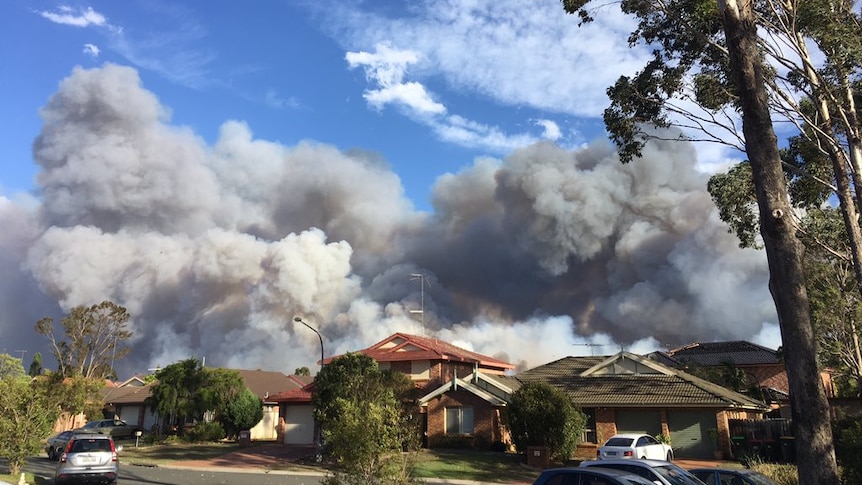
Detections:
[45, 430, 74, 460]
[55, 432, 121, 485]
[580, 459, 706, 485]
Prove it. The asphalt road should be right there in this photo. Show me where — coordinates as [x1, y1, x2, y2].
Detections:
[15, 456, 326, 485]
[16, 456, 500, 485]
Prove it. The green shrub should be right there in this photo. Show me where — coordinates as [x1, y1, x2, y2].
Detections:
[186, 421, 225, 442]
[833, 416, 862, 485]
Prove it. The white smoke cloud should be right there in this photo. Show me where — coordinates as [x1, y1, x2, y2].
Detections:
[0, 64, 779, 377]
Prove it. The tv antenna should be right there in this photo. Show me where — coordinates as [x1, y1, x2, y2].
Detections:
[573, 343, 605, 356]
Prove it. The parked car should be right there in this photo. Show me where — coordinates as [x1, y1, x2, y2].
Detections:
[76, 418, 142, 439]
[55, 432, 122, 485]
[45, 430, 75, 460]
[689, 468, 778, 485]
[597, 433, 674, 461]
[532, 466, 664, 485]
[581, 459, 706, 485]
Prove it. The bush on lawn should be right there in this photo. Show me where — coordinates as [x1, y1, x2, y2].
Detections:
[186, 421, 225, 442]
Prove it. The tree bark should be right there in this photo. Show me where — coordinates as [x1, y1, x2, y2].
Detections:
[718, 0, 839, 482]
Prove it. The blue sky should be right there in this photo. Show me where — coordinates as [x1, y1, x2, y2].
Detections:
[0, 0, 782, 375]
[0, 0, 647, 209]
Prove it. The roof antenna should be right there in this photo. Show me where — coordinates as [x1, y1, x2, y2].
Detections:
[409, 273, 428, 334]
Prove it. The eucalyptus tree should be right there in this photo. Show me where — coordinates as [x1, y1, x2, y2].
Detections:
[560, 0, 850, 479]
[35, 300, 133, 379]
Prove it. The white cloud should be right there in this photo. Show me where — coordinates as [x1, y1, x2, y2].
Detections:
[83, 44, 100, 58]
[39, 6, 107, 27]
[536, 119, 562, 141]
[346, 43, 445, 115]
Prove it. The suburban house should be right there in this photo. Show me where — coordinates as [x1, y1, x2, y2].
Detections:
[653, 340, 836, 418]
[514, 351, 770, 460]
[99, 368, 309, 440]
[270, 332, 517, 448]
[101, 375, 160, 432]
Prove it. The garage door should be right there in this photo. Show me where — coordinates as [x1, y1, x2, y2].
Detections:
[615, 410, 662, 437]
[667, 411, 715, 459]
[283, 405, 315, 444]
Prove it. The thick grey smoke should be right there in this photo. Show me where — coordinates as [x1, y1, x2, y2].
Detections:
[0, 64, 777, 376]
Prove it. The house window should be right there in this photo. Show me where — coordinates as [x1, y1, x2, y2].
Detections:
[445, 406, 474, 435]
[582, 408, 597, 443]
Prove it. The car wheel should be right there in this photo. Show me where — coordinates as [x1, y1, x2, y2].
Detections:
[666, 450, 673, 461]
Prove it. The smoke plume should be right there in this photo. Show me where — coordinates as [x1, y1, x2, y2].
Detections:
[0, 64, 777, 376]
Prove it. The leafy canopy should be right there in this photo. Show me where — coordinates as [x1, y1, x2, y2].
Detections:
[506, 381, 586, 462]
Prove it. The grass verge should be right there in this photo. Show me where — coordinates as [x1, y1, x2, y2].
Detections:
[118, 441, 242, 466]
[118, 442, 539, 483]
[410, 449, 537, 484]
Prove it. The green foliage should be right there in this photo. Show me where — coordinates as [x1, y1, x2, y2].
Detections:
[0, 354, 25, 379]
[314, 353, 421, 484]
[198, 367, 245, 420]
[220, 387, 263, 438]
[34, 300, 132, 379]
[186, 421, 225, 443]
[707, 162, 760, 249]
[147, 358, 206, 427]
[148, 360, 254, 436]
[295, 366, 311, 376]
[833, 417, 862, 484]
[34, 372, 106, 419]
[0, 374, 60, 475]
[28, 352, 43, 377]
[506, 381, 586, 462]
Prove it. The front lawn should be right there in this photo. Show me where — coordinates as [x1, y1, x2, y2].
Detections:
[411, 449, 537, 483]
[118, 441, 241, 466]
[120, 442, 539, 483]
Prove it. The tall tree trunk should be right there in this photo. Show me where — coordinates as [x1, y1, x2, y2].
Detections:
[718, 0, 839, 482]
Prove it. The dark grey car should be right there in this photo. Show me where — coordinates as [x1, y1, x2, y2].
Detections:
[55, 432, 121, 485]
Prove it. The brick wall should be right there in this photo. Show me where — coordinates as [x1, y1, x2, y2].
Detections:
[424, 389, 502, 448]
[595, 408, 616, 445]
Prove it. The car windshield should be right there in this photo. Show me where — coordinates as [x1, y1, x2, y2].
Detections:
[605, 437, 635, 447]
[652, 465, 704, 485]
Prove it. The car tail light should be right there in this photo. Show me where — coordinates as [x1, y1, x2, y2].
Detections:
[623, 450, 633, 457]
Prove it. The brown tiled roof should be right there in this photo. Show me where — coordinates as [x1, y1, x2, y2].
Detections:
[102, 383, 153, 405]
[516, 354, 767, 410]
[331, 333, 514, 372]
[102, 370, 311, 405]
[667, 341, 781, 366]
[234, 369, 307, 401]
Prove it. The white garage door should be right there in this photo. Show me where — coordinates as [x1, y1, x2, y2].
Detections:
[283, 405, 315, 445]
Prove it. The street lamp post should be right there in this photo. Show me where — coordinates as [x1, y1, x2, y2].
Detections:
[293, 317, 324, 371]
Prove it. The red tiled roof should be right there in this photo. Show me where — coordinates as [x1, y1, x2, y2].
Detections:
[269, 382, 315, 403]
[329, 333, 514, 371]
